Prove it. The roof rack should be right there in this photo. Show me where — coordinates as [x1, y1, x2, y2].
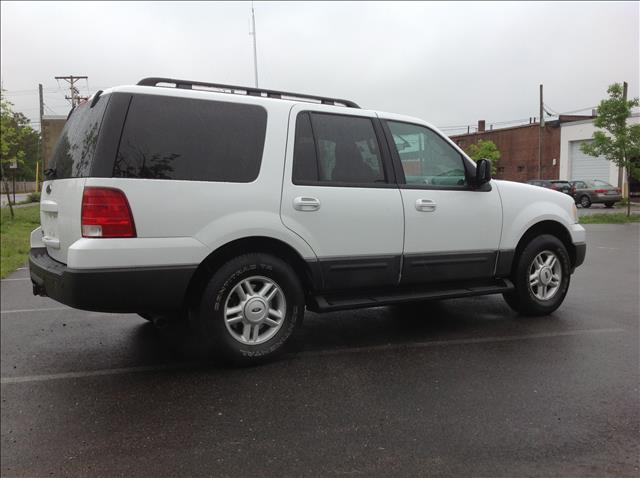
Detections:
[137, 77, 360, 109]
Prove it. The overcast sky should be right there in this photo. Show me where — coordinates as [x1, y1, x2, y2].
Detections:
[1, 1, 638, 133]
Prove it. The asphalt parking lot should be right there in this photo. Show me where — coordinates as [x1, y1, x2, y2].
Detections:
[1, 224, 638, 477]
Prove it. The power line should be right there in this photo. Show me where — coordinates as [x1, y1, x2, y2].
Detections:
[43, 103, 58, 115]
[557, 105, 597, 115]
[437, 104, 599, 134]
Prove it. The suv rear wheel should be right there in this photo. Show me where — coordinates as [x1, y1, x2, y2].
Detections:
[191, 253, 304, 364]
[503, 234, 571, 316]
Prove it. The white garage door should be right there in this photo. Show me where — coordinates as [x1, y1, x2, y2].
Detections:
[570, 140, 611, 181]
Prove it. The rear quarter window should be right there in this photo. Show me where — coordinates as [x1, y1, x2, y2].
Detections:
[114, 95, 267, 182]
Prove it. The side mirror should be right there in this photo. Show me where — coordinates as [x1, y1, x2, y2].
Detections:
[475, 159, 492, 186]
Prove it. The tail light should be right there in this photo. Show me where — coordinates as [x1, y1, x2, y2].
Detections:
[593, 189, 608, 194]
[81, 187, 136, 238]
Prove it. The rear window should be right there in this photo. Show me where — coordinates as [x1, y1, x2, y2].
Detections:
[591, 179, 614, 188]
[48, 96, 110, 179]
[114, 95, 267, 182]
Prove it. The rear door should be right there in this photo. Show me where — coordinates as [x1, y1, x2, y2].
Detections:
[572, 180, 588, 201]
[280, 106, 404, 291]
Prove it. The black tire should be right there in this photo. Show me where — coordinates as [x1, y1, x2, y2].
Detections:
[190, 253, 305, 364]
[503, 234, 571, 316]
[604, 202, 615, 208]
[579, 195, 591, 208]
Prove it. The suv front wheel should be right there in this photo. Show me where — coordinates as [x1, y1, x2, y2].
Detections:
[503, 234, 571, 316]
[191, 253, 305, 364]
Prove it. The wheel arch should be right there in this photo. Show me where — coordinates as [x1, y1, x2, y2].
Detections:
[512, 220, 577, 274]
[183, 236, 318, 310]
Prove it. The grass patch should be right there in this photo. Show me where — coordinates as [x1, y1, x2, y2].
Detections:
[1, 205, 40, 278]
[579, 213, 640, 224]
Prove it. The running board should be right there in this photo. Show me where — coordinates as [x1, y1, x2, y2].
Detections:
[310, 279, 514, 312]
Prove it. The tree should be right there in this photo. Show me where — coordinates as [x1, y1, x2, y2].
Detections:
[0, 91, 41, 218]
[8, 111, 41, 180]
[466, 139, 500, 176]
[581, 83, 640, 216]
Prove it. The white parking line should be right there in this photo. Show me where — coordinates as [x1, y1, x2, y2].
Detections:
[0, 327, 625, 385]
[0, 307, 70, 315]
[0, 364, 192, 384]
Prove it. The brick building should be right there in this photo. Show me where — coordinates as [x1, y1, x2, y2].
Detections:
[450, 115, 593, 182]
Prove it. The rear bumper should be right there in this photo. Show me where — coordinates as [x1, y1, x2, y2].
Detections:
[593, 194, 622, 203]
[29, 247, 197, 313]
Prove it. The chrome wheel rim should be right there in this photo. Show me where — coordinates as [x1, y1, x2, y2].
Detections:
[223, 276, 286, 345]
[580, 196, 589, 207]
[528, 250, 562, 301]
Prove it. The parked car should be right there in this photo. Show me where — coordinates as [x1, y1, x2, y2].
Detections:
[29, 77, 586, 364]
[526, 179, 573, 195]
[569, 179, 622, 208]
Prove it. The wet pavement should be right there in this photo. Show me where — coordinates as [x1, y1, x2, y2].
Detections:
[1, 224, 638, 477]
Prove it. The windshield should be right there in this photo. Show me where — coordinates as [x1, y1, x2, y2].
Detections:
[47, 95, 110, 179]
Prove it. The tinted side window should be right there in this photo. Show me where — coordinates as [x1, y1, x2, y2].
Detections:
[292, 112, 386, 185]
[387, 121, 467, 188]
[115, 95, 267, 182]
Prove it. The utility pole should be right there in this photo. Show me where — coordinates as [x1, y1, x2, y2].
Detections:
[538, 84, 544, 179]
[38, 83, 44, 191]
[249, 2, 259, 87]
[55, 75, 89, 107]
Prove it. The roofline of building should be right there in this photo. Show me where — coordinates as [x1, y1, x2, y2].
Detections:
[449, 120, 560, 138]
[559, 111, 640, 127]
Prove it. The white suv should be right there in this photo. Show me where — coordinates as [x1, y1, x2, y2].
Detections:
[29, 77, 586, 363]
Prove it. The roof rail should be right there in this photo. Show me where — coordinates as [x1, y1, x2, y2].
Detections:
[137, 77, 360, 109]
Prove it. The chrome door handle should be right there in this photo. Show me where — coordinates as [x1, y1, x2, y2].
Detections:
[415, 199, 437, 212]
[293, 196, 321, 212]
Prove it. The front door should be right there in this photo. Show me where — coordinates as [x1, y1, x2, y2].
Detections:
[381, 118, 502, 285]
[280, 106, 404, 291]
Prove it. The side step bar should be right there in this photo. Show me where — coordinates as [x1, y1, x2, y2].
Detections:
[310, 279, 514, 312]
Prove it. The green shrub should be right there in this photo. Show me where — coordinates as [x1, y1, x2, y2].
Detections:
[27, 192, 40, 203]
